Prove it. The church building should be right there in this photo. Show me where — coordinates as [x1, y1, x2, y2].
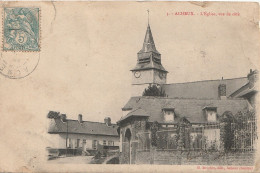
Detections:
[117, 22, 258, 164]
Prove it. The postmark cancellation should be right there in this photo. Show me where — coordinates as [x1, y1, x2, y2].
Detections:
[0, 7, 40, 79]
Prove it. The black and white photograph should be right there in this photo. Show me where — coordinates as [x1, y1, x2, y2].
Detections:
[0, 1, 259, 172]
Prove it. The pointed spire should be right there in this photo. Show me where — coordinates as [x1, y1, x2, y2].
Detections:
[137, 10, 159, 54]
[140, 22, 158, 53]
[132, 12, 168, 73]
[144, 25, 154, 45]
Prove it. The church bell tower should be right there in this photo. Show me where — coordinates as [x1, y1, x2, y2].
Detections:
[131, 18, 168, 96]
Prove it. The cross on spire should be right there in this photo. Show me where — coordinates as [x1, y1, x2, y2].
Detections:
[147, 9, 150, 25]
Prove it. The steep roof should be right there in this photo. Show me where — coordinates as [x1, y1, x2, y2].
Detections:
[122, 97, 248, 124]
[231, 84, 258, 98]
[118, 108, 149, 123]
[162, 77, 248, 99]
[138, 24, 159, 54]
[229, 70, 258, 98]
[132, 24, 167, 73]
[48, 118, 119, 136]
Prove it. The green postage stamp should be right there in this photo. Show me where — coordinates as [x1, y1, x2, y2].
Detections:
[3, 7, 40, 51]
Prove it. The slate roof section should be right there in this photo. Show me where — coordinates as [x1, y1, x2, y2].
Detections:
[162, 77, 248, 99]
[118, 108, 149, 123]
[48, 119, 119, 136]
[131, 56, 168, 72]
[132, 24, 167, 73]
[122, 97, 248, 124]
[138, 24, 160, 54]
[230, 82, 258, 99]
[229, 83, 250, 98]
[234, 86, 257, 98]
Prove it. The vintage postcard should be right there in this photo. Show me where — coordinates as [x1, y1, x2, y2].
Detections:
[0, 1, 259, 173]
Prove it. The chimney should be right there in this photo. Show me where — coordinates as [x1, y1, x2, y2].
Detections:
[78, 114, 83, 123]
[218, 84, 226, 100]
[104, 117, 111, 126]
[60, 114, 67, 122]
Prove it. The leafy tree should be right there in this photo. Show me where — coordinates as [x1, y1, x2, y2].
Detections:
[219, 111, 235, 151]
[150, 121, 160, 164]
[150, 121, 160, 147]
[47, 111, 60, 119]
[176, 117, 191, 150]
[142, 84, 166, 97]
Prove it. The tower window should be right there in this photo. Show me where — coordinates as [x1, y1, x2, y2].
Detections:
[152, 57, 161, 64]
[138, 58, 150, 63]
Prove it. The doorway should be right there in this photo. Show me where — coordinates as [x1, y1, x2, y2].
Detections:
[124, 128, 132, 164]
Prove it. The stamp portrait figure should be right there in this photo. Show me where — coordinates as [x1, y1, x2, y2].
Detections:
[3, 7, 39, 51]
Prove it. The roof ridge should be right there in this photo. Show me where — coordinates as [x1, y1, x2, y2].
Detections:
[229, 82, 250, 97]
[130, 96, 246, 101]
[66, 119, 117, 125]
[165, 76, 247, 85]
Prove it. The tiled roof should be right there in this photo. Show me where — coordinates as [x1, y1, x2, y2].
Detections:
[48, 118, 119, 136]
[229, 83, 250, 98]
[122, 97, 248, 124]
[118, 108, 149, 123]
[230, 82, 258, 99]
[162, 77, 248, 99]
[229, 70, 258, 99]
[234, 86, 257, 98]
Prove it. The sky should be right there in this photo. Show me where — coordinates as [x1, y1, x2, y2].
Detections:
[0, 2, 259, 124]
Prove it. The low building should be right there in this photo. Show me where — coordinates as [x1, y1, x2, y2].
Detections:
[47, 112, 119, 156]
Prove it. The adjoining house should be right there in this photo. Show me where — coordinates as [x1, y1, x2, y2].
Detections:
[47, 112, 119, 157]
[117, 22, 258, 164]
[229, 69, 258, 107]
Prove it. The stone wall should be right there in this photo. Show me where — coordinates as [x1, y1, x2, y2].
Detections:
[119, 118, 148, 164]
[135, 150, 255, 165]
